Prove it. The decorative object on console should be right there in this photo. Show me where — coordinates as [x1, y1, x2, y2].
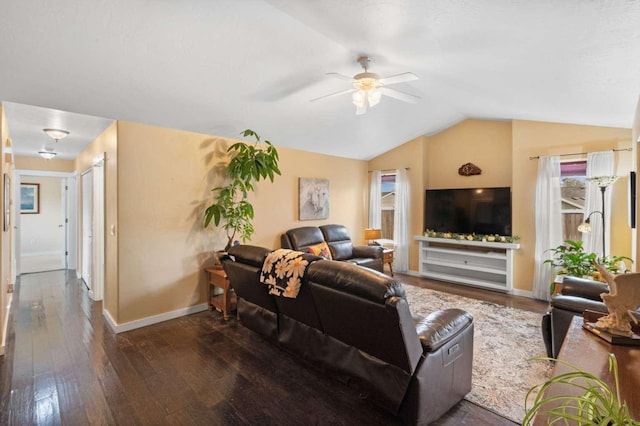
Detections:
[458, 162, 481, 176]
[588, 263, 640, 338]
[299, 178, 329, 220]
[364, 228, 382, 245]
[204, 129, 281, 251]
[578, 175, 619, 258]
[309, 56, 420, 115]
[424, 229, 520, 244]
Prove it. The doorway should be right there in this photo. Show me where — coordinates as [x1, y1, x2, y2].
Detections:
[14, 170, 77, 278]
[81, 168, 93, 292]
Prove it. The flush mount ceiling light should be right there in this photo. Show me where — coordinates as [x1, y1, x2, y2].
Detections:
[43, 128, 70, 140]
[38, 147, 58, 160]
[39, 128, 69, 159]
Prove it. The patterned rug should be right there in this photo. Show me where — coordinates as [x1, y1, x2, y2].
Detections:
[402, 284, 552, 423]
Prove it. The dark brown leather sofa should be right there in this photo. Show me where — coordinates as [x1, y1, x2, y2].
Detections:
[281, 224, 383, 272]
[222, 245, 474, 425]
[543, 275, 640, 358]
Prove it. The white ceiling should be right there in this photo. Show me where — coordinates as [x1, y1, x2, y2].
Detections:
[1, 0, 639, 161]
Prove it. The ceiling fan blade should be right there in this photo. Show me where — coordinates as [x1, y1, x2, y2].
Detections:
[378, 72, 418, 85]
[310, 88, 356, 103]
[326, 72, 355, 82]
[379, 87, 420, 103]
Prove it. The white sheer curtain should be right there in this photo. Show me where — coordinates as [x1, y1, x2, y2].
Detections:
[533, 156, 563, 301]
[369, 170, 382, 229]
[582, 151, 615, 258]
[393, 168, 409, 273]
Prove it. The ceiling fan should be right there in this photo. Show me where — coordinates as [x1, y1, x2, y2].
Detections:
[310, 56, 420, 115]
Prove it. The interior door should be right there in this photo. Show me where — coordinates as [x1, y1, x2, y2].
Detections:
[81, 169, 93, 290]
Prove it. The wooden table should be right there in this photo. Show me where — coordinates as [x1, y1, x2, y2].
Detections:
[206, 267, 236, 320]
[533, 316, 640, 424]
[383, 248, 394, 276]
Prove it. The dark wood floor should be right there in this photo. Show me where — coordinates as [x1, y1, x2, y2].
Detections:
[0, 270, 548, 425]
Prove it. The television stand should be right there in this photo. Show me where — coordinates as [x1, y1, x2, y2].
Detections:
[414, 236, 520, 292]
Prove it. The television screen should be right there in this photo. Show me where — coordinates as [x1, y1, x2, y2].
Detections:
[425, 187, 512, 236]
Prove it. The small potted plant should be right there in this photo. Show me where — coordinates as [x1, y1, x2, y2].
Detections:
[204, 129, 280, 251]
[523, 354, 638, 425]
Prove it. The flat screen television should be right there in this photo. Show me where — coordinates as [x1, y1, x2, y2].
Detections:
[424, 187, 512, 236]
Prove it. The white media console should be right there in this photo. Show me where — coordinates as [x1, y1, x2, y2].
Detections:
[414, 236, 520, 292]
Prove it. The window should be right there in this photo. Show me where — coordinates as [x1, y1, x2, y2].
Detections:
[380, 173, 396, 242]
[560, 160, 586, 242]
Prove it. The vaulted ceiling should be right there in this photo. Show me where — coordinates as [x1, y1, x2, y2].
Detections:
[1, 0, 639, 161]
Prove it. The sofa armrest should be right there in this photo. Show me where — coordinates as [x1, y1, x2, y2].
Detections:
[353, 245, 383, 259]
[415, 309, 473, 352]
[560, 276, 609, 301]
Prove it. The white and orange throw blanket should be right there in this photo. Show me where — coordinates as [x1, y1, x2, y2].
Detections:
[260, 249, 315, 298]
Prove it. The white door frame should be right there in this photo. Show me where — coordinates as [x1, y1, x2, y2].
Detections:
[91, 154, 105, 302]
[81, 168, 93, 294]
[13, 169, 77, 281]
[81, 154, 105, 302]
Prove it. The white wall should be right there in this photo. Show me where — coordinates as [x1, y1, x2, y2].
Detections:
[20, 176, 64, 256]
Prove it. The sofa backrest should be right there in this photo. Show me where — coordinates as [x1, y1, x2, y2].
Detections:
[319, 224, 354, 260]
[306, 260, 422, 374]
[224, 245, 278, 314]
[272, 252, 325, 330]
[280, 226, 326, 252]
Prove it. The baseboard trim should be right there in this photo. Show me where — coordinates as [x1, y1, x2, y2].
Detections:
[104, 303, 209, 334]
[1, 293, 13, 356]
[510, 288, 535, 299]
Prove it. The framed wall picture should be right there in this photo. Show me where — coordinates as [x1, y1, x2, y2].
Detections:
[299, 178, 329, 220]
[3, 173, 9, 231]
[20, 183, 40, 214]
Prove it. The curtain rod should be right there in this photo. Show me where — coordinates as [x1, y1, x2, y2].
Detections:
[529, 148, 632, 160]
[368, 167, 410, 173]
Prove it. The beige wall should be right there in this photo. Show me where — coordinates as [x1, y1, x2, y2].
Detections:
[115, 121, 367, 324]
[511, 120, 631, 291]
[75, 122, 118, 320]
[426, 119, 513, 189]
[368, 136, 425, 271]
[1, 106, 14, 354]
[15, 156, 75, 173]
[369, 118, 632, 293]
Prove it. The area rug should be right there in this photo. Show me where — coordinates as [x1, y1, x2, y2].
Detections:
[402, 284, 553, 423]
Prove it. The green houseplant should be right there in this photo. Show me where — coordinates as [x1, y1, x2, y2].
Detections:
[523, 354, 639, 425]
[545, 240, 632, 279]
[204, 129, 280, 251]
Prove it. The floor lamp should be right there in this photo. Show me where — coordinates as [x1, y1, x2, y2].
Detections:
[578, 175, 619, 259]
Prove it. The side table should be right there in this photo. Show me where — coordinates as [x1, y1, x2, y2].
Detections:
[206, 267, 236, 320]
[383, 248, 394, 276]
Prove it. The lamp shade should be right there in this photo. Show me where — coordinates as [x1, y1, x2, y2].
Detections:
[364, 228, 382, 240]
[577, 221, 592, 233]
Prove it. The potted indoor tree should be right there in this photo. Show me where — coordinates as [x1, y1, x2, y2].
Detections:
[204, 129, 280, 251]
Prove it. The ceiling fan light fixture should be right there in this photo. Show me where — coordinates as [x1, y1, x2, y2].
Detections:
[368, 89, 381, 107]
[43, 128, 70, 140]
[352, 91, 366, 108]
[38, 148, 58, 159]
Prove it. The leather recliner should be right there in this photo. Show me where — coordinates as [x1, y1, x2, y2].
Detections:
[544, 275, 640, 358]
[223, 245, 474, 425]
[280, 224, 383, 272]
